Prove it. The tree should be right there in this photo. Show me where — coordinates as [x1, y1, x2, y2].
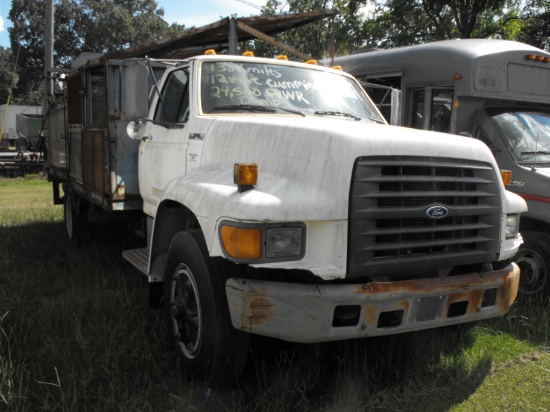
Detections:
[366, 0, 524, 48]
[247, 0, 370, 60]
[8, 0, 185, 104]
[0, 47, 18, 104]
[517, 0, 550, 50]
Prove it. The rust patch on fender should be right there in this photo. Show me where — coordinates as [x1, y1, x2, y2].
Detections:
[242, 292, 274, 328]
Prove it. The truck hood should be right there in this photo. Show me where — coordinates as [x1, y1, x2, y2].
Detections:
[179, 115, 503, 221]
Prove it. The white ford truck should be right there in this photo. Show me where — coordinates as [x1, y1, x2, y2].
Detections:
[47, 52, 526, 386]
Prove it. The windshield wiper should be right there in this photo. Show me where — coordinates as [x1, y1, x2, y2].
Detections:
[275, 107, 305, 116]
[314, 110, 361, 121]
[520, 151, 550, 157]
[211, 104, 276, 113]
[211, 104, 305, 116]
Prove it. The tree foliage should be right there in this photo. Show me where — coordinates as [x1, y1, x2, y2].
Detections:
[517, 0, 550, 50]
[364, 0, 525, 48]
[8, 0, 185, 104]
[0, 47, 18, 104]
[250, 0, 548, 56]
[248, 0, 370, 60]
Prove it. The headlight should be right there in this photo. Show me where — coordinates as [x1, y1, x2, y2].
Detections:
[266, 228, 302, 258]
[219, 221, 305, 263]
[505, 214, 520, 239]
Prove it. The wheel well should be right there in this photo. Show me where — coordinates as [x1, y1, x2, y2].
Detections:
[520, 216, 550, 234]
[150, 200, 201, 278]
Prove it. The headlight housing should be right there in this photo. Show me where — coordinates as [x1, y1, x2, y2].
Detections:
[505, 214, 520, 239]
[220, 221, 305, 263]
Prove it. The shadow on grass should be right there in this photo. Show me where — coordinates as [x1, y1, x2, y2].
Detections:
[484, 297, 550, 351]
[2, 221, 542, 412]
[215, 328, 491, 412]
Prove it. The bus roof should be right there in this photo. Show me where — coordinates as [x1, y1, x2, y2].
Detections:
[332, 39, 549, 78]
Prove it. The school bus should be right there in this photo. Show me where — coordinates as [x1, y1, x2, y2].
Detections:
[333, 39, 550, 298]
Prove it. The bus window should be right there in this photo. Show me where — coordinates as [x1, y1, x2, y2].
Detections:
[430, 89, 453, 133]
[411, 89, 425, 129]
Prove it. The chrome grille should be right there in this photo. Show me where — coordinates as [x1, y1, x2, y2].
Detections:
[348, 157, 501, 279]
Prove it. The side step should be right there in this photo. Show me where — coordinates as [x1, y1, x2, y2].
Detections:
[122, 248, 163, 282]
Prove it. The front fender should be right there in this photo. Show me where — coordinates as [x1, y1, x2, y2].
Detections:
[160, 164, 348, 255]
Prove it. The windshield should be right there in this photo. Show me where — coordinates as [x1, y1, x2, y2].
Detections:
[200, 61, 384, 123]
[491, 111, 550, 164]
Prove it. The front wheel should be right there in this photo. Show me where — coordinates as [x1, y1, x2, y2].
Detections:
[164, 230, 249, 386]
[515, 232, 550, 298]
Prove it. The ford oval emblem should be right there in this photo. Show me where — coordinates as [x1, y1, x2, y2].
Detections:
[426, 206, 449, 219]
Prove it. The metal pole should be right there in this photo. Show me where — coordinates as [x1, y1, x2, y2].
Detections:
[44, 0, 54, 153]
[229, 18, 238, 55]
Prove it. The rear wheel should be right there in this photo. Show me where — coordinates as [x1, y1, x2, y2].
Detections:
[515, 232, 550, 298]
[164, 230, 249, 386]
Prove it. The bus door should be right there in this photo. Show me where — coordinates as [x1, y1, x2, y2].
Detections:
[408, 87, 455, 133]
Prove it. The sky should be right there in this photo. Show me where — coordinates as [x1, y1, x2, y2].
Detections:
[0, 0, 272, 48]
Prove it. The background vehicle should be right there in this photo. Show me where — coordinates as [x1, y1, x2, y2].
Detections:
[332, 39, 550, 298]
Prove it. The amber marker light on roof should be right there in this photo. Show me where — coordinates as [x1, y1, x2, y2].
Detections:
[221, 225, 262, 259]
[205, 49, 216, 55]
[234, 163, 258, 192]
[306, 59, 318, 65]
[331, 65, 343, 70]
[452, 74, 462, 80]
[243, 51, 254, 57]
[277, 55, 288, 60]
[526, 54, 537, 60]
[501, 170, 512, 186]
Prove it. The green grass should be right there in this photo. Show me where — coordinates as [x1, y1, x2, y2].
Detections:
[0, 175, 549, 411]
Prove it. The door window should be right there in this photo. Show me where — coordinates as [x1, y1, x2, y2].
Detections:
[430, 89, 453, 133]
[155, 69, 190, 124]
[411, 89, 425, 129]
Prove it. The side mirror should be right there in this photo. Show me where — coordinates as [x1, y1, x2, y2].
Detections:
[125, 63, 149, 119]
[126, 120, 148, 140]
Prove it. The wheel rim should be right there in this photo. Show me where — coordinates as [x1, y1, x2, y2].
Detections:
[170, 263, 202, 360]
[516, 248, 547, 294]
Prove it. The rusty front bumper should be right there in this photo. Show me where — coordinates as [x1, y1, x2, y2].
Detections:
[225, 263, 520, 343]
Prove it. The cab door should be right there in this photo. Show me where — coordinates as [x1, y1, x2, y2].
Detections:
[139, 67, 191, 216]
[408, 87, 455, 133]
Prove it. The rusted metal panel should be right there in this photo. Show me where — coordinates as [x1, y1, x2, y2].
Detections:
[67, 73, 84, 124]
[82, 129, 106, 196]
[236, 20, 313, 61]
[79, 11, 338, 69]
[225, 263, 520, 343]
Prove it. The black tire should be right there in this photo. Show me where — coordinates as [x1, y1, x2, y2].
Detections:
[64, 188, 87, 246]
[515, 231, 550, 298]
[164, 230, 249, 386]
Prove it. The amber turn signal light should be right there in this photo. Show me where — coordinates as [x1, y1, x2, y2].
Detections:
[234, 163, 258, 192]
[501, 170, 512, 186]
[221, 225, 262, 259]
